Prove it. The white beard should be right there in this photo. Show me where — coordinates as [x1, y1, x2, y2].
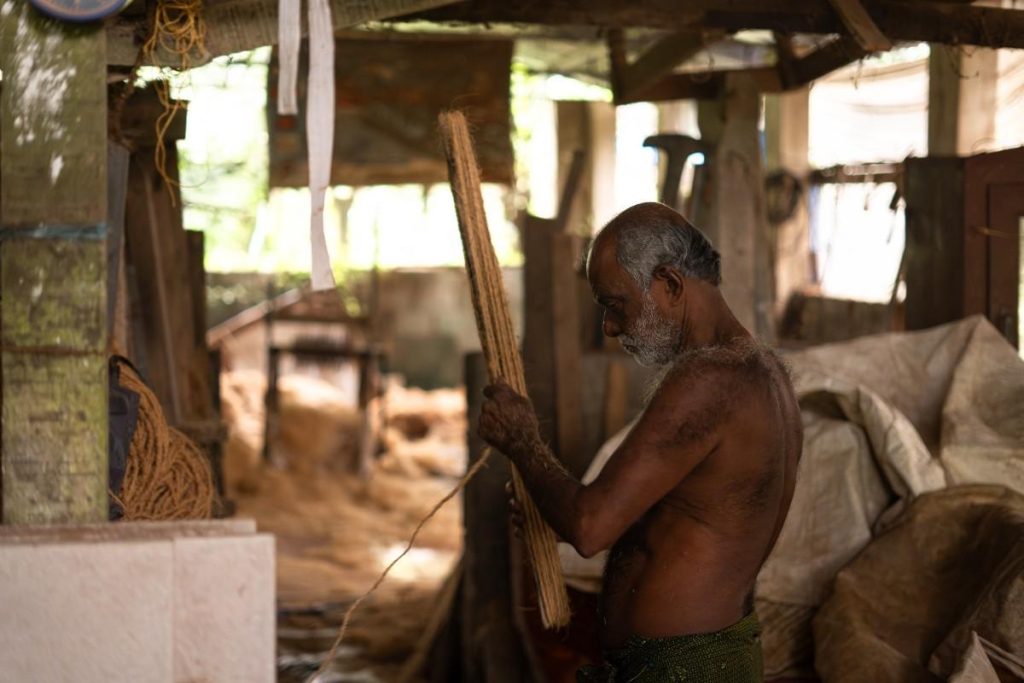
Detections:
[618, 292, 681, 368]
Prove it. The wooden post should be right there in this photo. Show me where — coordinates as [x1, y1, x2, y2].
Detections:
[556, 101, 617, 235]
[928, 44, 999, 156]
[698, 72, 776, 342]
[461, 352, 532, 682]
[764, 87, 812, 318]
[0, 1, 108, 524]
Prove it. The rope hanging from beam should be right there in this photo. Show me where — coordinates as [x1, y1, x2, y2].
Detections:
[438, 110, 571, 629]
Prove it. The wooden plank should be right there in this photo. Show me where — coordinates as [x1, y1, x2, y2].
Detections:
[460, 352, 530, 682]
[789, 37, 866, 87]
[985, 184, 1024, 347]
[773, 33, 799, 91]
[764, 87, 811, 318]
[903, 157, 965, 331]
[402, 0, 1024, 50]
[106, 0, 465, 66]
[697, 71, 774, 341]
[556, 103, 594, 235]
[963, 147, 1024, 322]
[185, 230, 217, 422]
[618, 30, 724, 102]
[522, 216, 559, 447]
[550, 233, 586, 477]
[927, 44, 960, 156]
[268, 36, 514, 188]
[185, 231, 208, 348]
[555, 150, 587, 234]
[826, 0, 892, 52]
[620, 35, 864, 103]
[618, 66, 781, 104]
[108, 143, 131, 344]
[123, 144, 193, 423]
[0, 2, 108, 525]
[406, 0, 779, 30]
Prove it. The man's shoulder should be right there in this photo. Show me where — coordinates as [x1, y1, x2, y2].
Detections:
[667, 339, 777, 388]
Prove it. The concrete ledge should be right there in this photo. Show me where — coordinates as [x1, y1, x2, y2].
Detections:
[0, 520, 274, 683]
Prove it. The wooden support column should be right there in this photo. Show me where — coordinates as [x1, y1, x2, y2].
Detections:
[928, 44, 999, 156]
[0, 1, 108, 524]
[555, 101, 617, 235]
[697, 73, 775, 341]
[460, 352, 533, 682]
[764, 87, 812, 317]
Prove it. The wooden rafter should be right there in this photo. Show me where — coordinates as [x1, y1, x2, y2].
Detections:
[773, 32, 799, 89]
[617, 35, 867, 103]
[106, 0, 465, 66]
[788, 37, 866, 87]
[826, 0, 892, 52]
[610, 29, 726, 102]
[400, 0, 1024, 50]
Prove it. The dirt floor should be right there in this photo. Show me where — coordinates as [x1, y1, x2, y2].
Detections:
[220, 370, 467, 682]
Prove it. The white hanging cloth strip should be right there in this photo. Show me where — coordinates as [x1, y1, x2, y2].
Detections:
[276, 0, 300, 115]
[306, 0, 337, 290]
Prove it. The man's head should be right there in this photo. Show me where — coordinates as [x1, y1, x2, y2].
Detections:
[587, 202, 721, 366]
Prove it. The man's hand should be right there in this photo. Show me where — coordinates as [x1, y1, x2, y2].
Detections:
[478, 380, 541, 457]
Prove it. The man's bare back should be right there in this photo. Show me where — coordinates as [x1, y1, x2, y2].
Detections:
[599, 341, 802, 646]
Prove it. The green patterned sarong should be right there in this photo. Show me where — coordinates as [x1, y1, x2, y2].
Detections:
[577, 613, 763, 682]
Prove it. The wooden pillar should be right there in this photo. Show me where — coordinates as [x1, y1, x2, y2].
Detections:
[0, 1, 108, 524]
[461, 352, 533, 682]
[764, 87, 812, 318]
[698, 73, 775, 342]
[928, 44, 999, 156]
[556, 101, 617, 235]
[522, 215, 587, 476]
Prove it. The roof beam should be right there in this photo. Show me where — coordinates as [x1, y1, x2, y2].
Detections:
[612, 29, 725, 102]
[788, 36, 867, 88]
[401, 1, 1024, 50]
[826, 0, 892, 52]
[617, 36, 867, 103]
[106, 0, 464, 67]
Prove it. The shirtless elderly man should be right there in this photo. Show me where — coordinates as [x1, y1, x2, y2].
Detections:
[478, 202, 802, 682]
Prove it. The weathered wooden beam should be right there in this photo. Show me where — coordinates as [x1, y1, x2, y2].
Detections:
[0, 0, 109, 524]
[826, 0, 892, 52]
[404, 0, 776, 30]
[620, 34, 867, 103]
[773, 32, 799, 90]
[789, 37, 866, 88]
[402, 0, 1024, 50]
[617, 67, 780, 104]
[617, 30, 725, 103]
[105, 0, 464, 66]
[697, 71, 775, 341]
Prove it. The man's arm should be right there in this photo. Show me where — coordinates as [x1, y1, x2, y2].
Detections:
[478, 365, 732, 558]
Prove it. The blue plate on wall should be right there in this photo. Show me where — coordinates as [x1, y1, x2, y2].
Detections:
[29, 0, 130, 23]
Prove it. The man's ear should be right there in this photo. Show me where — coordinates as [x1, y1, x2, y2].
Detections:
[653, 265, 685, 303]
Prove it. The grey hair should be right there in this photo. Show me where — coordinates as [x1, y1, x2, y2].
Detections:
[608, 203, 722, 289]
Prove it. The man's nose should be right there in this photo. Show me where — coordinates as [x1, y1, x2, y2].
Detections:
[603, 316, 621, 338]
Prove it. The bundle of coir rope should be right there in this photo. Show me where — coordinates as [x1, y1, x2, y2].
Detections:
[111, 358, 215, 520]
